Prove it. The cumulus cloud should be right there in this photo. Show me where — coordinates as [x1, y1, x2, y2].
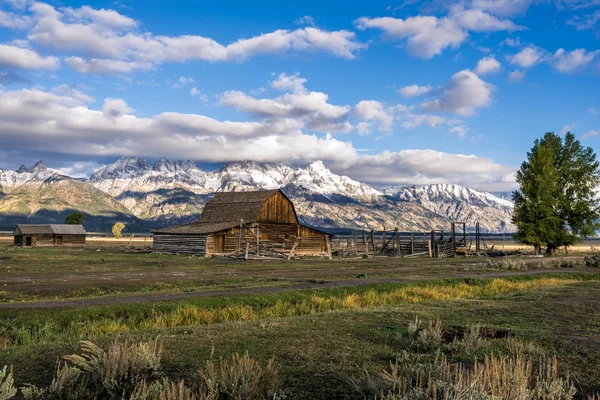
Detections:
[332, 149, 516, 192]
[422, 69, 494, 116]
[0, 9, 32, 29]
[219, 75, 352, 133]
[0, 44, 59, 70]
[355, 7, 522, 59]
[401, 113, 451, 128]
[23, 2, 365, 74]
[474, 56, 502, 75]
[469, 0, 535, 17]
[294, 15, 316, 26]
[190, 87, 208, 102]
[353, 100, 396, 134]
[56, 160, 105, 177]
[271, 73, 307, 94]
[51, 84, 94, 103]
[398, 84, 432, 98]
[551, 48, 600, 73]
[449, 124, 469, 139]
[172, 76, 195, 88]
[507, 69, 525, 82]
[509, 45, 547, 68]
[567, 9, 600, 35]
[0, 86, 517, 191]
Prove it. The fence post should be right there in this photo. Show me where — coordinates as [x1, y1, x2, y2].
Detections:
[256, 224, 260, 256]
[410, 232, 414, 255]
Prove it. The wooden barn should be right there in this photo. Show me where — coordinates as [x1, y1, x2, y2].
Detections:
[153, 189, 331, 257]
[13, 224, 86, 247]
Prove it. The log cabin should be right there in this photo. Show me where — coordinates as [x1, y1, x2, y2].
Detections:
[153, 189, 331, 257]
[13, 224, 86, 247]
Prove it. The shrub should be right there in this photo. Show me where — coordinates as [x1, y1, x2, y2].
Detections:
[585, 254, 600, 268]
[378, 351, 576, 400]
[0, 366, 17, 400]
[487, 258, 527, 270]
[197, 350, 282, 400]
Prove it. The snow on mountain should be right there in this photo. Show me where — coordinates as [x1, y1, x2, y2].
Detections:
[289, 161, 382, 200]
[2, 157, 515, 231]
[0, 160, 67, 188]
[385, 184, 514, 232]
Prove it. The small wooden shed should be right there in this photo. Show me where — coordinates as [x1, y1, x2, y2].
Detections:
[153, 189, 331, 257]
[13, 224, 86, 247]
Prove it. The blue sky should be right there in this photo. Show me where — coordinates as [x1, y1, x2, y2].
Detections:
[0, 0, 598, 191]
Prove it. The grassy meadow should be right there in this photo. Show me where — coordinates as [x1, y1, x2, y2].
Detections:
[1, 238, 600, 398]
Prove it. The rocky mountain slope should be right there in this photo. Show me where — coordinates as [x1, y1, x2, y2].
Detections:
[384, 184, 515, 232]
[0, 162, 140, 230]
[85, 157, 515, 232]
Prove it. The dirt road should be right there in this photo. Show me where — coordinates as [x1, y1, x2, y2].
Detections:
[1, 268, 596, 310]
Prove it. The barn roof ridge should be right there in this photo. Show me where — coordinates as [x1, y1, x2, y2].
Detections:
[14, 224, 87, 235]
[155, 189, 298, 235]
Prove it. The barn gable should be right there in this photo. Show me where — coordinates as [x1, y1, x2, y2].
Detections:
[155, 189, 298, 235]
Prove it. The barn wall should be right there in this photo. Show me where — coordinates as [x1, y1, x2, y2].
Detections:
[257, 191, 298, 224]
[33, 234, 55, 246]
[61, 235, 86, 246]
[14, 235, 23, 247]
[214, 223, 327, 255]
[153, 234, 207, 255]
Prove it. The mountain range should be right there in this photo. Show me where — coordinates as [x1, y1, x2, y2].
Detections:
[0, 157, 515, 232]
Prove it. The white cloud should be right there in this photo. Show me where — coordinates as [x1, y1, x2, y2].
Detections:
[353, 100, 396, 134]
[355, 8, 522, 59]
[502, 37, 521, 47]
[474, 56, 502, 75]
[295, 15, 315, 26]
[0, 10, 32, 29]
[509, 45, 546, 68]
[449, 124, 469, 139]
[334, 149, 516, 192]
[63, 5, 137, 28]
[581, 130, 598, 139]
[271, 72, 307, 94]
[551, 48, 600, 73]
[56, 160, 105, 178]
[51, 84, 94, 103]
[566, 10, 600, 35]
[190, 87, 208, 102]
[0, 86, 517, 191]
[26, 3, 365, 74]
[355, 16, 466, 59]
[0, 44, 60, 70]
[398, 84, 432, 98]
[560, 124, 575, 135]
[401, 113, 450, 128]
[422, 69, 494, 116]
[450, 7, 524, 31]
[172, 76, 196, 88]
[66, 57, 151, 74]
[469, 0, 535, 17]
[507, 69, 525, 82]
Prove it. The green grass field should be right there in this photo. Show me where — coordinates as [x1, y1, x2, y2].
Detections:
[1, 240, 600, 399]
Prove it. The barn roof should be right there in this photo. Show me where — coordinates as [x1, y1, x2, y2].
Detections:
[155, 189, 296, 235]
[14, 224, 86, 235]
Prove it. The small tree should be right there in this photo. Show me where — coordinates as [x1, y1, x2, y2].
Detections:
[112, 222, 125, 239]
[512, 132, 600, 254]
[64, 212, 85, 225]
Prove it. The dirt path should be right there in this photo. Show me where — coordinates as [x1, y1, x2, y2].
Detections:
[1, 268, 597, 310]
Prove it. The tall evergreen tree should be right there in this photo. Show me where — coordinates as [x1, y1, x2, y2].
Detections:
[512, 132, 600, 254]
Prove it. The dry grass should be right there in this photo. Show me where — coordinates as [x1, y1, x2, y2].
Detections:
[10, 339, 282, 400]
[0, 276, 587, 349]
[378, 352, 576, 400]
[0, 366, 16, 400]
[375, 319, 577, 399]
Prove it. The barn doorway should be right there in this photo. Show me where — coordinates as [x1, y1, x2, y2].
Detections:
[56, 235, 63, 245]
[25, 237, 32, 246]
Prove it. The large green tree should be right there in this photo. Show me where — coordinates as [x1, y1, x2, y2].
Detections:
[64, 212, 85, 225]
[512, 132, 600, 254]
